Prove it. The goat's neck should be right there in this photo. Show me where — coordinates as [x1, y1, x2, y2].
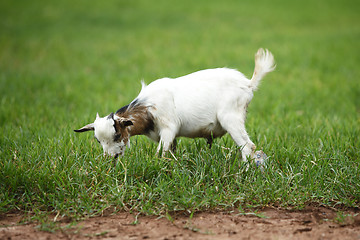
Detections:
[128, 114, 154, 136]
[117, 105, 154, 137]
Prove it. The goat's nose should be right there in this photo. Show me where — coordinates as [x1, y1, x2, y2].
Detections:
[114, 153, 119, 159]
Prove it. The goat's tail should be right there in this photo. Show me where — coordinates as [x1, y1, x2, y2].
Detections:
[250, 48, 276, 91]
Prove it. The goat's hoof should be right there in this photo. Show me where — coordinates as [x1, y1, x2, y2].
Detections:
[254, 150, 268, 171]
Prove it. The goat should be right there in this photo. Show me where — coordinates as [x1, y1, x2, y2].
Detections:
[74, 48, 275, 163]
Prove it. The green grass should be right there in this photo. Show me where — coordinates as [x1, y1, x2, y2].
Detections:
[0, 0, 359, 219]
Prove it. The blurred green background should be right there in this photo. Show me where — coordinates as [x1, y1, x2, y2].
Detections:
[1, 0, 359, 122]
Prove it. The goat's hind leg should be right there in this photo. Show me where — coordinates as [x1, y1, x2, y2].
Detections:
[233, 130, 256, 163]
[207, 136, 213, 149]
[219, 113, 256, 163]
[171, 139, 177, 152]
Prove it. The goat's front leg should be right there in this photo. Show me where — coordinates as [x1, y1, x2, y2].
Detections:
[156, 128, 176, 157]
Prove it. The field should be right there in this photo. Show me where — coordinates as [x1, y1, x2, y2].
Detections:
[0, 0, 359, 238]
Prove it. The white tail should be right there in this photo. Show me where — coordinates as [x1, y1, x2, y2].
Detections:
[250, 48, 276, 91]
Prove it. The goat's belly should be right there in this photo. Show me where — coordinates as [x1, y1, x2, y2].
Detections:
[177, 122, 226, 139]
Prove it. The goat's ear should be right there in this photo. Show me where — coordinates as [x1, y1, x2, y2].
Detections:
[74, 123, 94, 133]
[114, 118, 133, 128]
[113, 115, 133, 128]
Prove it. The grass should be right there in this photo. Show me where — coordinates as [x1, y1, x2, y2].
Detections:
[0, 0, 359, 220]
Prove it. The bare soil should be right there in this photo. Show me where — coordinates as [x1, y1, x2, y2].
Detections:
[1, 206, 360, 240]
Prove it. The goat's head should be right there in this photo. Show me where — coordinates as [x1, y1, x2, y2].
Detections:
[74, 113, 133, 158]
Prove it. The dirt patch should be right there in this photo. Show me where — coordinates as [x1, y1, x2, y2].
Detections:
[1, 207, 360, 240]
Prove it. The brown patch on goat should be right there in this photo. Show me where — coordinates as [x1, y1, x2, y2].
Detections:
[115, 103, 155, 138]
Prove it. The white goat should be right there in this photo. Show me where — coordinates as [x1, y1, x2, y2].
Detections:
[75, 48, 275, 163]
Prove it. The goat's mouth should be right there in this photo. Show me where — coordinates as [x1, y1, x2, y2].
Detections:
[114, 153, 119, 159]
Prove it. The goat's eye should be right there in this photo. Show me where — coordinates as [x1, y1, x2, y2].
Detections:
[114, 134, 121, 142]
